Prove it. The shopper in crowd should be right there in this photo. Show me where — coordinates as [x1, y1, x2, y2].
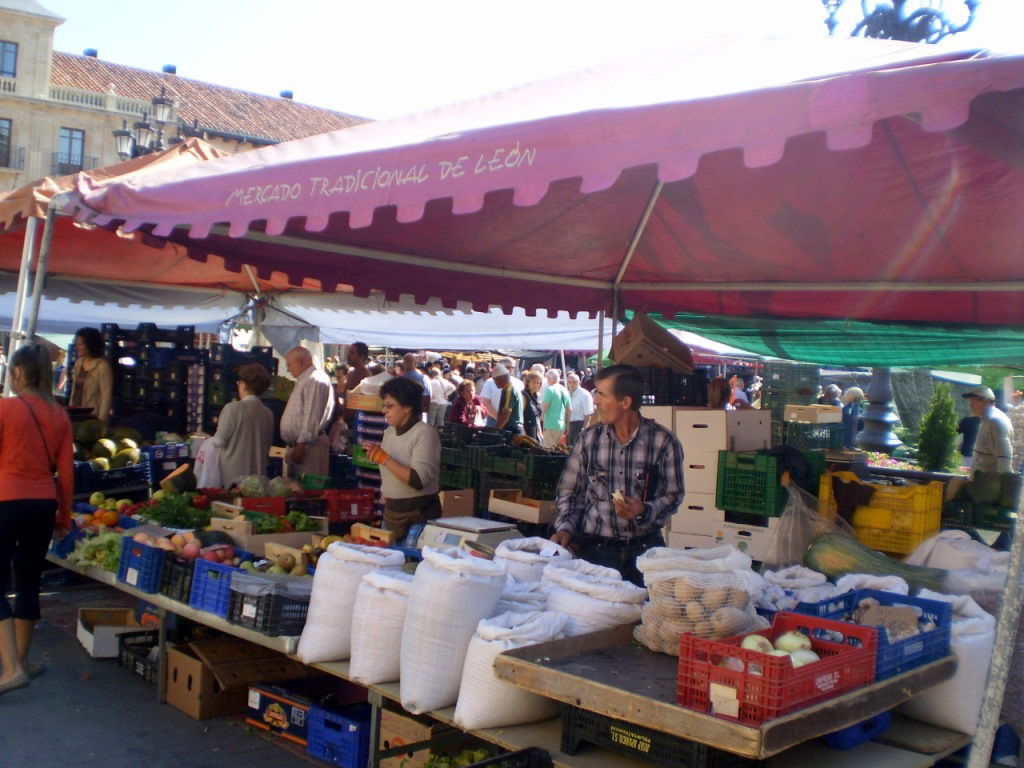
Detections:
[0, 344, 74, 694]
[449, 379, 485, 427]
[581, 367, 596, 392]
[68, 326, 113, 424]
[728, 375, 750, 409]
[363, 376, 442, 543]
[481, 357, 522, 427]
[840, 387, 865, 450]
[337, 342, 371, 425]
[541, 369, 572, 448]
[401, 353, 431, 416]
[492, 364, 524, 435]
[427, 368, 450, 427]
[211, 363, 274, 486]
[281, 347, 334, 477]
[566, 372, 595, 445]
[551, 364, 685, 586]
[521, 371, 544, 442]
[707, 375, 730, 409]
[818, 384, 842, 406]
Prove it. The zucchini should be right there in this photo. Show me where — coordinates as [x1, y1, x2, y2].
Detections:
[804, 532, 947, 592]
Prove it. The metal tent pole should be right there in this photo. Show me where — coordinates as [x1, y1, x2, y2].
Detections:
[4, 216, 38, 396]
[597, 311, 605, 371]
[24, 201, 58, 341]
[966, 497, 1024, 768]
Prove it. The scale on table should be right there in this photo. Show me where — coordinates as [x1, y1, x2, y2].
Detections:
[417, 516, 520, 552]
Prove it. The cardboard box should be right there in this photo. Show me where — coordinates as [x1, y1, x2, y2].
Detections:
[682, 451, 720, 495]
[488, 489, 557, 525]
[784, 404, 842, 424]
[209, 515, 328, 557]
[76, 608, 142, 658]
[666, 531, 721, 550]
[379, 709, 442, 768]
[347, 393, 384, 412]
[611, 313, 694, 373]
[720, 518, 779, 562]
[644, 405, 676, 432]
[668, 494, 725, 534]
[439, 489, 475, 518]
[674, 409, 771, 453]
[166, 637, 309, 720]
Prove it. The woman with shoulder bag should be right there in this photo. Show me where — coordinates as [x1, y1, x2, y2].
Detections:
[0, 344, 74, 694]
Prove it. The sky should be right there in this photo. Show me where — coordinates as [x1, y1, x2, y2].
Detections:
[39, 0, 1024, 120]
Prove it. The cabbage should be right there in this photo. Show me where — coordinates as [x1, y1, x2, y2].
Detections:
[268, 476, 291, 498]
[239, 475, 269, 497]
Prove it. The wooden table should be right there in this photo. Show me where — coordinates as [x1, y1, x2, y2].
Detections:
[493, 624, 961, 760]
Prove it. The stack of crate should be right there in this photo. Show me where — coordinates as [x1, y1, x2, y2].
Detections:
[99, 323, 198, 434]
[665, 408, 772, 559]
[350, 409, 385, 519]
[759, 362, 820, 422]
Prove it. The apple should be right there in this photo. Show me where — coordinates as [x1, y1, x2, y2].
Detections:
[740, 634, 774, 653]
[88, 492, 106, 507]
[774, 631, 812, 653]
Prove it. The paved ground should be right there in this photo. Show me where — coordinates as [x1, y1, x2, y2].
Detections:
[2, 574, 320, 768]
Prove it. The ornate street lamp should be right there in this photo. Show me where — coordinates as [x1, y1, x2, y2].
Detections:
[113, 120, 134, 160]
[822, 0, 980, 43]
[151, 86, 174, 125]
[113, 89, 182, 159]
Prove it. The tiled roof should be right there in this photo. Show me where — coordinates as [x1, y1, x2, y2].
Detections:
[51, 52, 369, 143]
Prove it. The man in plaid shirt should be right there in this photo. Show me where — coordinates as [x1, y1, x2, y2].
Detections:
[551, 365, 685, 585]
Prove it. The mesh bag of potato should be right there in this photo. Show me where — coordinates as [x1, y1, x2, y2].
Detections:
[633, 546, 767, 655]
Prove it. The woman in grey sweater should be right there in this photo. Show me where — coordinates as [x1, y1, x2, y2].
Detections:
[362, 376, 441, 543]
[212, 363, 274, 486]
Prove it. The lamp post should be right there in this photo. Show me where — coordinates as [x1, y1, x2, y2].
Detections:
[113, 87, 182, 160]
[822, 0, 980, 43]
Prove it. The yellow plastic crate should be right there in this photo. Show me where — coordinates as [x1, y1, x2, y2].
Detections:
[853, 523, 940, 555]
[819, 471, 943, 554]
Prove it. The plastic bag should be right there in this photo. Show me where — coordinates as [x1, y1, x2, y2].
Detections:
[757, 565, 840, 614]
[762, 484, 854, 571]
[633, 545, 766, 654]
[542, 560, 647, 636]
[907, 530, 1010, 573]
[194, 439, 222, 488]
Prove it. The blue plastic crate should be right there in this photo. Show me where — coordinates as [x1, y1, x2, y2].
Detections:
[188, 551, 254, 617]
[306, 703, 371, 768]
[816, 589, 952, 681]
[117, 536, 166, 593]
[74, 461, 152, 494]
[824, 710, 892, 750]
[50, 526, 85, 558]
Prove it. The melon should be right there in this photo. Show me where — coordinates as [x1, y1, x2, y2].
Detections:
[74, 419, 106, 446]
[91, 439, 117, 459]
[110, 447, 141, 469]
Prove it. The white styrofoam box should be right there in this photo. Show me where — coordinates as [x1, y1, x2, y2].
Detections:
[668, 494, 725, 534]
[673, 408, 771, 453]
[682, 451, 720, 495]
[720, 519, 779, 562]
[644, 406, 675, 432]
[666, 531, 722, 550]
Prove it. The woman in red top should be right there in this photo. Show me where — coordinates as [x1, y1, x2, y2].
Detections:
[0, 344, 73, 695]
[448, 379, 485, 427]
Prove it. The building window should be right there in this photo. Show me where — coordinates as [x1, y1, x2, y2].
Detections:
[0, 119, 9, 167]
[0, 41, 16, 78]
[56, 127, 85, 173]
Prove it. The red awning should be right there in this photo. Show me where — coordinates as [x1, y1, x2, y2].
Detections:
[64, 37, 1024, 323]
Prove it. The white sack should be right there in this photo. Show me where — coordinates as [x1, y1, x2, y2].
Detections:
[494, 537, 573, 583]
[454, 611, 568, 730]
[296, 542, 405, 663]
[543, 560, 647, 636]
[348, 570, 415, 684]
[906, 530, 1010, 573]
[835, 573, 909, 595]
[899, 590, 996, 734]
[495, 577, 549, 615]
[757, 566, 841, 615]
[400, 547, 506, 713]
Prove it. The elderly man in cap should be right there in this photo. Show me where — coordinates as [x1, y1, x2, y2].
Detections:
[492, 364, 524, 435]
[281, 346, 334, 477]
[965, 385, 1013, 475]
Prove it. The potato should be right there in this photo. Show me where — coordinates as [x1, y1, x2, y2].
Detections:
[673, 578, 700, 603]
[643, 600, 679, 623]
[725, 587, 750, 608]
[684, 601, 705, 622]
[701, 586, 730, 611]
[649, 579, 675, 600]
[692, 619, 714, 637]
[710, 606, 750, 638]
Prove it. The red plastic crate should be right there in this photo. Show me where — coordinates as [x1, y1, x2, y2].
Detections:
[676, 612, 877, 725]
[323, 488, 376, 522]
[240, 497, 287, 516]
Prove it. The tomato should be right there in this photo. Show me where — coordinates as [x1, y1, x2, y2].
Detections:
[192, 495, 210, 510]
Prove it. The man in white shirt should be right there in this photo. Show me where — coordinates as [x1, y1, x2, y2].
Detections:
[427, 368, 450, 427]
[280, 347, 334, 477]
[566, 372, 595, 445]
[480, 357, 523, 427]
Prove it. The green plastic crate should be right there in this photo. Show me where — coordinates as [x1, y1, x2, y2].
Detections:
[716, 450, 826, 517]
[773, 422, 845, 451]
[942, 500, 1016, 531]
[440, 465, 479, 490]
